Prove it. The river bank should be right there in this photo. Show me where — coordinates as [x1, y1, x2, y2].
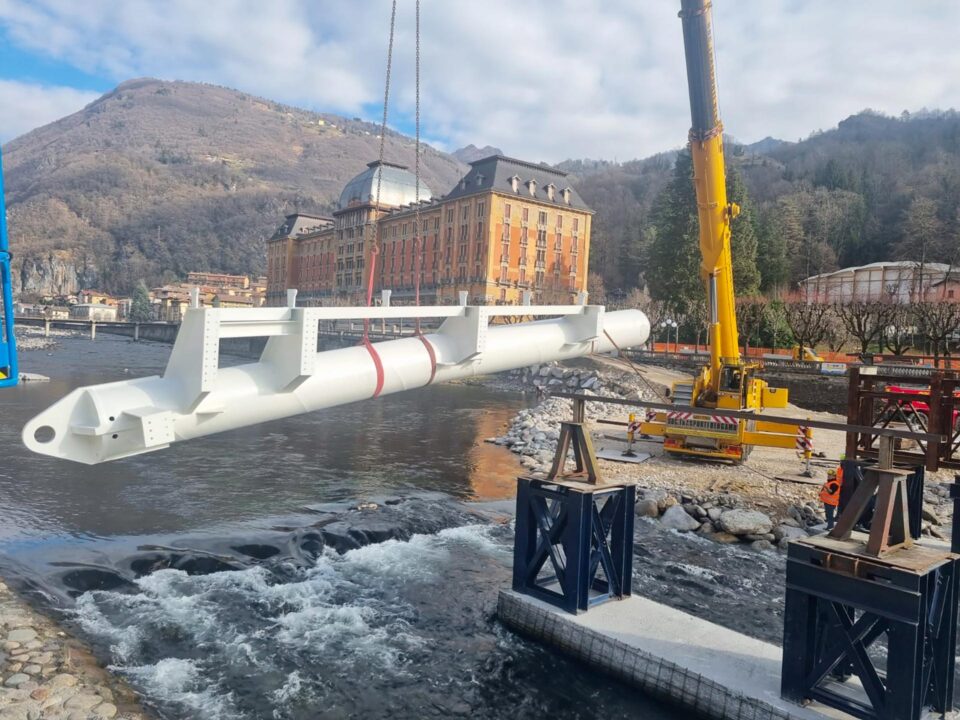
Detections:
[0, 579, 150, 720]
[488, 356, 956, 550]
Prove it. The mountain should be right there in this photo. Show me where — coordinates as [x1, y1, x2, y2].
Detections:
[451, 144, 503, 164]
[574, 109, 960, 294]
[743, 136, 789, 155]
[3, 78, 467, 297]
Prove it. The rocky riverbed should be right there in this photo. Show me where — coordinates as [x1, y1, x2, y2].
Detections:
[0, 580, 150, 720]
[13, 326, 75, 352]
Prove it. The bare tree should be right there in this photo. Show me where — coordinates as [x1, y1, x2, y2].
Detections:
[882, 302, 914, 356]
[782, 296, 833, 359]
[823, 312, 850, 353]
[735, 296, 767, 355]
[913, 300, 960, 367]
[834, 301, 895, 355]
[895, 197, 945, 301]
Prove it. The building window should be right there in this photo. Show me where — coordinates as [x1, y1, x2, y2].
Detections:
[446, 208, 454, 223]
[538, 211, 547, 227]
[477, 200, 485, 218]
[572, 217, 579, 234]
[556, 214, 563, 229]
[504, 203, 511, 220]
[461, 205, 469, 220]
[500, 266, 508, 283]
[521, 207, 529, 224]
[475, 221, 484, 241]
[459, 224, 469, 242]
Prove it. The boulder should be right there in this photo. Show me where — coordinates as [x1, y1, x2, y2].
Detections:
[922, 504, 942, 526]
[774, 524, 808, 543]
[660, 505, 700, 532]
[635, 499, 660, 518]
[707, 507, 722, 522]
[709, 531, 741, 544]
[751, 539, 774, 551]
[539, 366, 552, 377]
[718, 509, 773, 536]
[581, 376, 599, 390]
[550, 367, 566, 379]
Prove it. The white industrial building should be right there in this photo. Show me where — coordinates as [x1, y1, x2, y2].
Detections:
[69, 303, 118, 322]
[799, 261, 958, 303]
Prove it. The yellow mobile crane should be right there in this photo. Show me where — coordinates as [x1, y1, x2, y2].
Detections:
[640, 0, 800, 462]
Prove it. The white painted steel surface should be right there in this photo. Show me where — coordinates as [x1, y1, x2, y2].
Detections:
[23, 304, 649, 464]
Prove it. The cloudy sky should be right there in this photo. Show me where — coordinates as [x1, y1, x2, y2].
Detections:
[0, 0, 957, 161]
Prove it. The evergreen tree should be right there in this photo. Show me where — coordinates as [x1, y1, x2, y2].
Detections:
[727, 167, 761, 296]
[755, 208, 789, 293]
[646, 150, 702, 316]
[646, 148, 762, 314]
[129, 282, 153, 322]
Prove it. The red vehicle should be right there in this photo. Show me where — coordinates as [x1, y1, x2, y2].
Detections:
[885, 385, 960, 431]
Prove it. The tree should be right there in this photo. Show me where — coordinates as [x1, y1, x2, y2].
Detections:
[735, 296, 767, 354]
[833, 301, 895, 355]
[587, 272, 607, 305]
[755, 209, 789, 294]
[823, 312, 849, 353]
[129, 282, 153, 322]
[882, 303, 913, 356]
[894, 197, 944, 300]
[647, 149, 762, 318]
[782, 297, 834, 357]
[727, 168, 761, 296]
[646, 151, 703, 315]
[913, 300, 960, 367]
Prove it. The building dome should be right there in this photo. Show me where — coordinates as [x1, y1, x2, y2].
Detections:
[338, 161, 432, 211]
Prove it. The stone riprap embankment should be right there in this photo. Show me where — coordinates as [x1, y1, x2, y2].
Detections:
[0, 580, 150, 720]
[490, 362, 657, 476]
[633, 480, 954, 551]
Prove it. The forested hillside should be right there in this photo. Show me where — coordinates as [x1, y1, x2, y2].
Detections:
[575, 110, 960, 308]
[3, 78, 465, 297]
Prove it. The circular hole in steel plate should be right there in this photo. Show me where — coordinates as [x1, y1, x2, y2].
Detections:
[33, 426, 56, 444]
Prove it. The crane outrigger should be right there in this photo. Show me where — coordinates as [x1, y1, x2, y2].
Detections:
[640, 0, 802, 462]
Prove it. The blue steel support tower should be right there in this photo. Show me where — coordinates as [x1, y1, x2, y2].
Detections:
[0, 147, 18, 387]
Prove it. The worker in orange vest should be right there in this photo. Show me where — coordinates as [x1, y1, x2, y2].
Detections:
[819, 466, 843, 529]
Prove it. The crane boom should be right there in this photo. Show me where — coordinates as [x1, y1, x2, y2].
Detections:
[679, 0, 740, 386]
[639, 0, 797, 463]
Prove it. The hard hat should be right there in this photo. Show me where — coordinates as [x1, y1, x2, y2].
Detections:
[827, 469, 837, 478]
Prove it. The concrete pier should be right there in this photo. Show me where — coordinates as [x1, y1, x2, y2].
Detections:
[498, 590, 843, 720]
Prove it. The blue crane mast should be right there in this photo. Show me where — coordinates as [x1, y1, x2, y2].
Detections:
[0, 146, 18, 387]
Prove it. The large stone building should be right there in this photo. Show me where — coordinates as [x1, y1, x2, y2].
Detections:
[266, 155, 593, 306]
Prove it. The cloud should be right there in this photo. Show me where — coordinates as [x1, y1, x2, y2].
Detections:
[0, 0, 958, 160]
[0, 79, 99, 142]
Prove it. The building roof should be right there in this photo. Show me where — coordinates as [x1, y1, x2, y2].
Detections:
[338, 160, 433, 211]
[442, 155, 592, 212]
[802, 261, 955, 283]
[270, 213, 333, 240]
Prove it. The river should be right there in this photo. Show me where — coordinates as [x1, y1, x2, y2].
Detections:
[0, 333, 789, 719]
